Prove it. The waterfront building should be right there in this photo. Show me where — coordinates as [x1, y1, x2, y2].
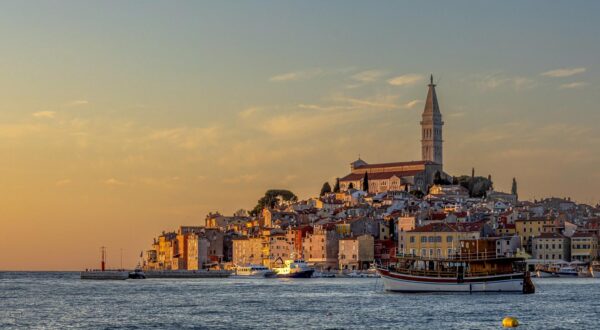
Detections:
[187, 234, 210, 270]
[495, 235, 521, 257]
[232, 237, 263, 266]
[398, 222, 489, 258]
[532, 232, 570, 262]
[338, 234, 374, 270]
[570, 232, 598, 262]
[303, 225, 340, 270]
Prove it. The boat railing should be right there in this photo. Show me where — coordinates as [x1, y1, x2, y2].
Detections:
[395, 251, 516, 262]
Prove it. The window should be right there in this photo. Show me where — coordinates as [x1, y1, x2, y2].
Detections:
[421, 236, 427, 243]
[421, 249, 426, 256]
[446, 236, 453, 243]
[429, 249, 434, 257]
[410, 236, 415, 243]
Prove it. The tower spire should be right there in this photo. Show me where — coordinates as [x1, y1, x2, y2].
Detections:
[421, 74, 444, 167]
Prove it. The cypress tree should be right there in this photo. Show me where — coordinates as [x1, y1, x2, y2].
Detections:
[333, 178, 341, 193]
[320, 182, 332, 196]
[362, 172, 369, 192]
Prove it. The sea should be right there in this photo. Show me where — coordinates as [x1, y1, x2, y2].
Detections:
[1, 272, 599, 329]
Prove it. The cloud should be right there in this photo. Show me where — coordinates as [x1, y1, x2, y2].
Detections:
[238, 107, 262, 118]
[541, 67, 586, 78]
[64, 100, 89, 107]
[104, 178, 125, 186]
[146, 126, 219, 149]
[222, 174, 257, 184]
[269, 69, 323, 82]
[474, 72, 535, 91]
[559, 82, 588, 89]
[403, 99, 421, 109]
[387, 74, 424, 86]
[55, 179, 72, 186]
[32, 111, 56, 119]
[351, 70, 386, 83]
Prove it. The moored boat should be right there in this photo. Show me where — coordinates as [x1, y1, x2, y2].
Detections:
[377, 252, 534, 293]
[235, 264, 276, 278]
[272, 259, 314, 278]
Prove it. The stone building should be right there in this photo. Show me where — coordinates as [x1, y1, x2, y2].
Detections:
[338, 234, 375, 270]
[303, 225, 339, 270]
[533, 232, 570, 262]
[339, 75, 447, 193]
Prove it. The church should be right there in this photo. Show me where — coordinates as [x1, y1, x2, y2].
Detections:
[339, 75, 447, 194]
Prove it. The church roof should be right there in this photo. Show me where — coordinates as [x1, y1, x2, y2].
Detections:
[339, 169, 423, 182]
[423, 74, 441, 116]
[353, 160, 436, 169]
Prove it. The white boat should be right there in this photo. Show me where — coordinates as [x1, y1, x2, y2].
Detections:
[272, 259, 315, 278]
[555, 266, 578, 277]
[235, 265, 276, 278]
[536, 270, 559, 278]
[378, 252, 534, 293]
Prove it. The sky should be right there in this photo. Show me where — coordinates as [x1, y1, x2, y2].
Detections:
[1, 1, 599, 270]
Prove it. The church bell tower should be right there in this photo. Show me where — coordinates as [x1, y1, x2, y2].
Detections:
[421, 74, 444, 167]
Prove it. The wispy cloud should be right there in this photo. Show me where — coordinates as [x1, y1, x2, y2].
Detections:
[474, 72, 535, 91]
[269, 69, 323, 82]
[64, 100, 89, 107]
[541, 67, 586, 78]
[387, 74, 424, 86]
[222, 174, 257, 184]
[402, 99, 421, 109]
[238, 107, 262, 118]
[55, 179, 72, 186]
[351, 70, 386, 83]
[32, 111, 56, 119]
[146, 126, 219, 149]
[559, 82, 588, 89]
[104, 178, 125, 186]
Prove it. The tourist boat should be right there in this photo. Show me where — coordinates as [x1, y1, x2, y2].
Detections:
[235, 264, 276, 278]
[272, 259, 315, 278]
[377, 252, 535, 293]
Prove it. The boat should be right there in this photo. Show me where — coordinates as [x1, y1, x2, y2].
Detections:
[377, 252, 535, 293]
[144, 270, 231, 278]
[272, 259, 315, 278]
[555, 266, 579, 277]
[128, 268, 146, 279]
[536, 269, 559, 278]
[234, 264, 276, 278]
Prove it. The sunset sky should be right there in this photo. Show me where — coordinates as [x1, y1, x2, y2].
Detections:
[1, 1, 599, 270]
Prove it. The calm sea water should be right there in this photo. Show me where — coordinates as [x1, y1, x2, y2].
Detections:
[1, 272, 599, 329]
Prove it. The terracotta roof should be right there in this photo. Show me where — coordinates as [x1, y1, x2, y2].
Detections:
[354, 160, 436, 169]
[409, 221, 485, 233]
[339, 170, 423, 182]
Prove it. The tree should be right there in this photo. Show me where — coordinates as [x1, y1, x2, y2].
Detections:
[511, 178, 518, 198]
[333, 178, 341, 193]
[250, 189, 298, 216]
[433, 171, 451, 185]
[348, 182, 354, 190]
[362, 172, 369, 192]
[409, 190, 425, 199]
[455, 174, 493, 198]
[320, 182, 332, 196]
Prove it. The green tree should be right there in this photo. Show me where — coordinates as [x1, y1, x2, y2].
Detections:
[409, 190, 425, 198]
[348, 182, 354, 190]
[362, 172, 369, 192]
[250, 189, 298, 216]
[333, 178, 341, 193]
[455, 174, 493, 198]
[320, 182, 332, 196]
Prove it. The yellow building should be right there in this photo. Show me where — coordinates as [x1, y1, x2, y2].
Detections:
[571, 232, 598, 262]
[515, 218, 555, 252]
[398, 222, 484, 258]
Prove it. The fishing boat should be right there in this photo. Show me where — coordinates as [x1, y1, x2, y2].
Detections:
[377, 251, 535, 293]
[555, 266, 579, 277]
[234, 264, 276, 278]
[272, 259, 315, 278]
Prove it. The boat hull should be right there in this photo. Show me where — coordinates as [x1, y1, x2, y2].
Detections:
[378, 269, 525, 293]
[276, 269, 314, 278]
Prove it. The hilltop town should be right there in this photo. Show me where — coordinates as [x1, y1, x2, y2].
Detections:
[142, 77, 600, 273]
